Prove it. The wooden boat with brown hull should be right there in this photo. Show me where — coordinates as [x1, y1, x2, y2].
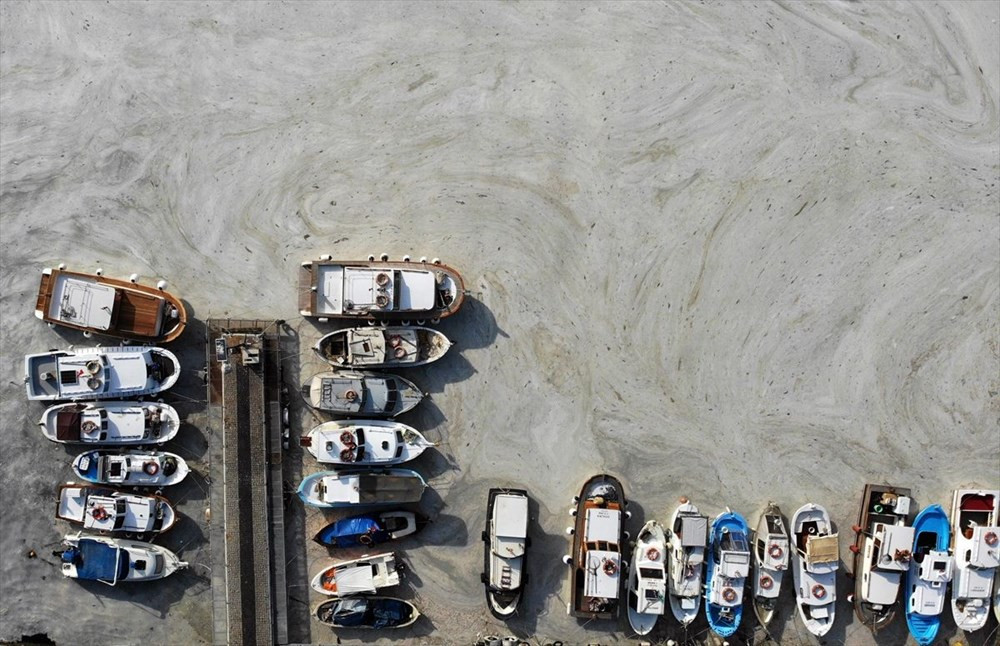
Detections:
[850, 483, 914, 632]
[298, 257, 465, 321]
[564, 474, 629, 620]
[35, 267, 187, 343]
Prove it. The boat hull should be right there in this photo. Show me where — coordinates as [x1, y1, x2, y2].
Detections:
[851, 484, 912, 632]
[303, 420, 433, 466]
[313, 511, 426, 548]
[705, 512, 750, 638]
[950, 489, 999, 632]
[24, 347, 180, 401]
[791, 503, 838, 637]
[482, 488, 530, 619]
[56, 484, 177, 535]
[314, 596, 420, 629]
[39, 401, 180, 444]
[567, 474, 627, 620]
[752, 503, 789, 629]
[627, 520, 667, 635]
[72, 450, 190, 487]
[906, 504, 951, 645]
[297, 469, 427, 508]
[299, 259, 465, 320]
[314, 326, 451, 369]
[304, 371, 423, 417]
[666, 500, 707, 626]
[35, 267, 187, 342]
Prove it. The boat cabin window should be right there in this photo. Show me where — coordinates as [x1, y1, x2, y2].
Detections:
[394, 446, 403, 459]
[60, 370, 79, 385]
[644, 589, 661, 600]
[721, 532, 748, 552]
[154, 555, 165, 575]
[355, 429, 365, 445]
[355, 446, 366, 461]
[639, 567, 663, 579]
[134, 559, 147, 571]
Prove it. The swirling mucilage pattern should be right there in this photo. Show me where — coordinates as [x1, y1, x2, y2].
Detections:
[1, 1, 996, 644]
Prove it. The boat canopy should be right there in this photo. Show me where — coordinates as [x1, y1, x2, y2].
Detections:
[805, 534, 839, 565]
[585, 550, 620, 599]
[358, 474, 423, 504]
[63, 539, 127, 583]
[585, 507, 621, 544]
[327, 563, 381, 595]
[318, 598, 412, 628]
[680, 515, 708, 547]
[50, 277, 117, 331]
[316, 515, 388, 547]
[493, 494, 528, 558]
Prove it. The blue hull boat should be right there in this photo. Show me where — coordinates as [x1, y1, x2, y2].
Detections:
[705, 511, 751, 638]
[313, 510, 427, 547]
[906, 504, 952, 646]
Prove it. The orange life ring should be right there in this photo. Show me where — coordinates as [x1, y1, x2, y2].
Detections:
[645, 547, 661, 561]
[602, 559, 619, 576]
[339, 431, 356, 447]
[344, 390, 358, 402]
[91, 506, 109, 521]
[759, 575, 773, 590]
[375, 272, 390, 286]
[812, 584, 826, 599]
[389, 335, 402, 348]
[393, 346, 407, 359]
[81, 420, 98, 433]
[143, 461, 159, 476]
[359, 533, 373, 545]
[768, 543, 784, 560]
[375, 294, 389, 308]
[985, 531, 999, 547]
[722, 587, 737, 602]
[340, 448, 355, 463]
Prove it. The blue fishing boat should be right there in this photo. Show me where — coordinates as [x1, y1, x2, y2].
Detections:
[704, 510, 751, 638]
[297, 468, 426, 508]
[905, 504, 953, 645]
[313, 510, 427, 547]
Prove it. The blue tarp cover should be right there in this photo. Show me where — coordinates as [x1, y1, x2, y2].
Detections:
[316, 514, 389, 547]
[63, 539, 126, 582]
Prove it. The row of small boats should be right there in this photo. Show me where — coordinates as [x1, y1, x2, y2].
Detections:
[554, 478, 1000, 643]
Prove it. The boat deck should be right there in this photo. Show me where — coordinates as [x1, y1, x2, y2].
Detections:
[114, 290, 164, 337]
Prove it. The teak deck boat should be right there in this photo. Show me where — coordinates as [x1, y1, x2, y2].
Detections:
[35, 267, 186, 342]
[850, 483, 914, 631]
[299, 257, 465, 321]
[564, 474, 628, 620]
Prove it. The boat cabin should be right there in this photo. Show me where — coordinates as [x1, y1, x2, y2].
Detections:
[317, 473, 424, 505]
[318, 555, 398, 595]
[488, 493, 528, 596]
[716, 529, 751, 579]
[312, 266, 440, 316]
[669, 512, 707, 602]
[862, 522, 915, 605]
[52, 404, 166, 442]
[910, 549, 953, 615]
[314, 375, 396, 414]
[579, 506, 623, 611]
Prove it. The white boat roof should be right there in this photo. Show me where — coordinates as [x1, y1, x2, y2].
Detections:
[322, 475, 361, 504]
[313, 266, 437, 315]
[331, 564, 378, 594]
[49, 276, 116, 330]
[585, 550, 620, 599]
[493, 494, 528, 558]
[873, 524, 915, 572]
[585, 507, 621, 543]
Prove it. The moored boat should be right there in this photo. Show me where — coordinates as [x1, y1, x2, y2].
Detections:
[297, 469, 427, 508]
[300, 420, 435, 466]
[791, 502, 839, 637]
[314, 596, 420, 629]
[704, 510, 751, 638]
[24, 346, 180, 401]
[56, 532, 186, 585]
[310, 552, 400, 596]
[666, 497, 708, 626]
[313, 511, 427, 548]
[482, 488, 530, 619]
[563, 474, 628, 620]
[627, 520, 667, 635]
[39, 401, 179, 444]
[299, 257, 465, 321]
[72, 449, 189, 487]
[905, 504, 953, 645]
[313, 326, 451, 369]
[56, 484, 177, 535]
[303, 371, 423, 417]
[950, 489, 999, 633]
[35, 266, 187, 342]
[752, 502, 789, 628]
[849, 484, 914, 631]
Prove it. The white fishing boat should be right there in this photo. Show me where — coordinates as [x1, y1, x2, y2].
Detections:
[791, 502, 839, 636]
[303, 371, 424, 417]
[300, 420, 435, 466]
[24, 346, 180, 401]
[665, 497, 708, 626]
[482, 488, 530, 618]
[56, 484, 177, 535]
[313, 326, 451, 369]
[72, 449, 189, 487]
[298, 256, 465, 321]
[627, 520, 667, 635]
[297, 469, 427, 508]
[56, 532, 186, 585]
[310, 552, 400, 596]
[950, 489, 999, 633]
[39, 401, 179, 444]
[752, 502, 789, 628]
[850, 484, 914, 631]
